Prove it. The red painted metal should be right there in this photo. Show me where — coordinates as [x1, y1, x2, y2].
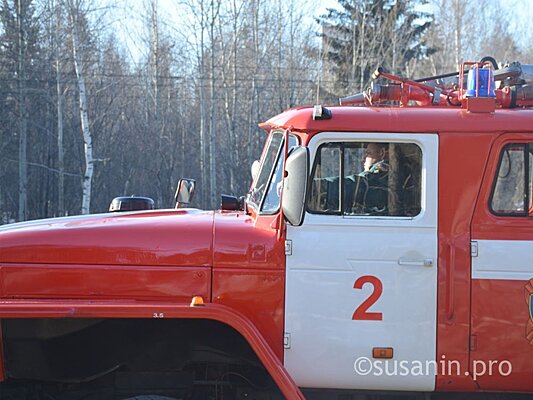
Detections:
[213, 211, 286, 360]
[261, 106, 532, 393]
[0, 209, 214, 266]
[0, 207, 288, 387]
[0, 300, 304, 400]
[1, 264, 211, 301]
[1, 104, 533, 394]
[469, 134, 533, 392]
[338, 61, 531, 109]
[434, 132, 495, 391]
[261, 107, 533, 141]
[472, 134, 533, 240]
[470, 279, 533, 391]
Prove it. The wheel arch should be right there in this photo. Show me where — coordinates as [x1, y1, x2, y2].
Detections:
[0, 300, 304, 400]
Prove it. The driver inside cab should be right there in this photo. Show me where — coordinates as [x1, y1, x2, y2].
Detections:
[346, 142, 389, 215]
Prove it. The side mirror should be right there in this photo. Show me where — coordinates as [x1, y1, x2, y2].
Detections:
[175, 178, 196, 208]
[282, 146, 309, 226]
[251, 160, 260, 182]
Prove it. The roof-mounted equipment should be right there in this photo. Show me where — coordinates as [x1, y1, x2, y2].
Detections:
[339, 57, 533, 110]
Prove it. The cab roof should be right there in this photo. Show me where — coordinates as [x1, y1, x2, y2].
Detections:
[260, 105, 533, 143]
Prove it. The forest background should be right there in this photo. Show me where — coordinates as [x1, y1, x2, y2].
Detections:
[1, 0, 532, 223]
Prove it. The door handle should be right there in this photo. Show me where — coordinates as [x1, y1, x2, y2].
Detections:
[397, 258, 433, 267]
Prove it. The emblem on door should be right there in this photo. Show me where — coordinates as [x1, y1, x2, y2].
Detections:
[525, 279, 533, 345]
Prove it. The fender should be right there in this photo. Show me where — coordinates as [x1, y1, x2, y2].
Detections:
[0, 299, 304, 400]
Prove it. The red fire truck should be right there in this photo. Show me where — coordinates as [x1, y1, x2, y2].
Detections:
[0, 60, 532, 400]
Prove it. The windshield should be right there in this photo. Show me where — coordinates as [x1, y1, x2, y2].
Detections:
[248, 131, 298, 213]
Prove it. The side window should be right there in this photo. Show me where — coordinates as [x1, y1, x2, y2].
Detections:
[308, 144, 342, 213]
[260, 134, 299, 214]
[308, 142, 422, 217]
[490, 143, 533, 216]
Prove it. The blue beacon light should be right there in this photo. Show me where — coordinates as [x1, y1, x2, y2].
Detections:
[466, 65, 496, 97]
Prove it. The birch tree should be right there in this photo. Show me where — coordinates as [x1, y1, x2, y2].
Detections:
[181, 0, 209, 207]
[218, 0, 243, 193]
[207, 0, 221, 207]
[427, 0, 525, 74]
[67, 0, 95, 214]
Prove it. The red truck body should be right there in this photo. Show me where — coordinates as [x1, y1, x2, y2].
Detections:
[1, 62, 533, 400]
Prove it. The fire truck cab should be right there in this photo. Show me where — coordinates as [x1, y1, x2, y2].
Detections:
[273, 104, 533, 395]
[0, 61, 533, 400]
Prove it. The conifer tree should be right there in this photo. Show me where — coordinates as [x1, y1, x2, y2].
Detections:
[318, 0, 434, 95]
[0, 0, 42, 221]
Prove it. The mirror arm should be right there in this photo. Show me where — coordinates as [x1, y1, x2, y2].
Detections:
[277, 128, 292, 239]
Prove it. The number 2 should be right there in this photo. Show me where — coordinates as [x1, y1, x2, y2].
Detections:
[352, 275, 383, 321]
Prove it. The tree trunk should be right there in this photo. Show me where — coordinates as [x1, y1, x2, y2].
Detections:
[56, 62, 64, 216]
[70, 8, 94, 215]
[55, 2, 65, 217]
[247, 0, 259, 165]
[208, 0, 219, 208]
[359, 3, 366, 92]
[17, 0, 28, 221]
[149, 0, 163, 206]
[198, 0, 207, 208]
[453, 0, 463, 67]
[230, 0, 238, 193]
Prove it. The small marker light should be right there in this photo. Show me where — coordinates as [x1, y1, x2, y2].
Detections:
[372, 347, 394, 359]
[190, 296, 205, 307]
[312, 105, 332, 120]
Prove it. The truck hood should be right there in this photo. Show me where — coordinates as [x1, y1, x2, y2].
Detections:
[0, 209, 214, 266]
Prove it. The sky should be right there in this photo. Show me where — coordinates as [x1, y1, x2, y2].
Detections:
[103, 0, 533, 66]
[105, 0, 336, 65]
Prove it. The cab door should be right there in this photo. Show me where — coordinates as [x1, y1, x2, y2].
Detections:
[284, 132, 438, 391]
[470, 136, 533, 392]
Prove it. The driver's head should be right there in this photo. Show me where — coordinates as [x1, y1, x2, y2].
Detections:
[363, 143, 388, 172]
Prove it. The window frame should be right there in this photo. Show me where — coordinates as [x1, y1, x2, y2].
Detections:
[306, 136, 424, 219]
[306, 142, 344, 215]
[489, 142, 532, 217]
[247, 131, 284, 214]
[247, 130, 300, 216]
